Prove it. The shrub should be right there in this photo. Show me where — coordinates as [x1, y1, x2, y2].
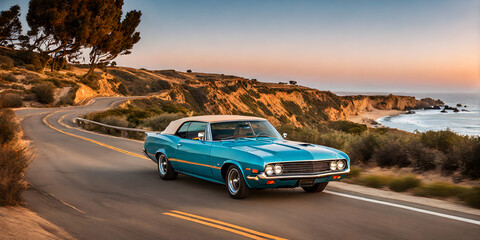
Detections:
[0, 55, 14, 70]
[2, 73, 17, 82]
[358, 175, 392, 188]
[186, 69, 192, 73]
[374, 141, 410, 167]
[462, 138, 480, 179]
[459, 186, 480, 209]
[0, 144, 30, 205]
[101, 116, 129, 128]
[32, 82, 55, 104]
[345, 166, 362, 179]
[80, 73, 101, 90]
[0, 93, 23, 108]
[349, 132, 380, 164]
[408, 142, 438, 172]
[388, 175, 421, 192]
[414, 182, 467, 198]
[142, 113, 184, 131]
[0, 109, 20, 144]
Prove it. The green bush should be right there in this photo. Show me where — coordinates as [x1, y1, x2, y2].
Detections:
[358, 175, 392, 188]
[101, 116, 129, 128]
[2, 73, 17, 82]
[142, 113, 184, 131]
[388, 175, 421, 192]
[0, 109, 20, 144]
[459, 186, 480, 209]
[349, 132, 380, 164]
[0, 93, 23, 108]
[414, 182, 467, 198]
[374, 141, 410, 167]
[32, 82, 55, 104]
[345, 166, 362, 179]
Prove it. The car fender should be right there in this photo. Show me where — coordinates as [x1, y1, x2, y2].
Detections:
[222, 160, 253, 188]
[153, 149, 168, 163]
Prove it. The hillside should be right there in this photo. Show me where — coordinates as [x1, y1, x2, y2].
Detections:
[0, 47, 442, 126]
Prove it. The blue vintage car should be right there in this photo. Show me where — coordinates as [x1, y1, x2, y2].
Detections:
[143, 115, 350, 199]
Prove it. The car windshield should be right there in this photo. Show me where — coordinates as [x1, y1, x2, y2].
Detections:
[210, 120, 281, 141]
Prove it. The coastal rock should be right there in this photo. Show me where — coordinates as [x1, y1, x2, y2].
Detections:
[441, 108, 447, 113]
[406, 110, 415, 114]
[456, 103, 462, 107]
[415, 97, 444, 109]
[462, 109, 469, 112]
[453, 108, 459, 112]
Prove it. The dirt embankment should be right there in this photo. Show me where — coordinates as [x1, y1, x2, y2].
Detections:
[0, 206, 74, 240]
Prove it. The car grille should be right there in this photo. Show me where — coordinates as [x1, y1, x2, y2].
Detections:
[281, 161, 331, 175]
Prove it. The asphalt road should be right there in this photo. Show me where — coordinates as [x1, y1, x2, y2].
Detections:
[16, 97, 480, 240]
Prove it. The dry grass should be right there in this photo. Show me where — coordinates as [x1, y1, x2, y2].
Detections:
[0, 109, 30, 206]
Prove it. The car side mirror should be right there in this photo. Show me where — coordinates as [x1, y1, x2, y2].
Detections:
[198, 132, 205, 141]
[283, 132, 287, 139]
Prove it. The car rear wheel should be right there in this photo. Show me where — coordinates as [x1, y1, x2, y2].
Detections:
[157, 154, 177, 180]
[226, 165, 251, 199]
[302, 182, 328, 193]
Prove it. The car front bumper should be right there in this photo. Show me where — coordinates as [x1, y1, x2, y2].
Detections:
[247, 168, 350, 180]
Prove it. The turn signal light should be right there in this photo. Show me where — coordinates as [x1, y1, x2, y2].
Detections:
[252, 169, 258, 173]
[332, 175, 341, 180]
[266, 180, 275, 185]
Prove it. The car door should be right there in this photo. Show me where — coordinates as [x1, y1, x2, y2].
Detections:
[175, 122, 213, 177]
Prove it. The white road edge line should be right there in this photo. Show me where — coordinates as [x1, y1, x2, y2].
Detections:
[325, 190, 480, 226]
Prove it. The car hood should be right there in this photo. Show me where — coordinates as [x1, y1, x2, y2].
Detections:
[220, 139, 347, 163]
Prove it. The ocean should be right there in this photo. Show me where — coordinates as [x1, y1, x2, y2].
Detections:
[335, 91, 480, 136]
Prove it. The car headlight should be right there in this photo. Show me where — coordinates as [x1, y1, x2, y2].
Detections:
[330, 161, 337, 171]
[265, 165, 274, 176]
[337, 160, 345, 170]
[274, 164, 283, 175]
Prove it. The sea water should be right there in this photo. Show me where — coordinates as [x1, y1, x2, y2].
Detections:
[336, 91, 480, 136]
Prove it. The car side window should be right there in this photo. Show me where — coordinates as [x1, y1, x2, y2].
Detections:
[185, 122, 207, 140]
[176, 122, 191, 138]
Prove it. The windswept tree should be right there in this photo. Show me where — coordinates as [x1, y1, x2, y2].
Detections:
[0, 5, 22, 47]
[85, 6, 141, 76]
[22, 0, 141, 73]
[22, 0, 84, 71]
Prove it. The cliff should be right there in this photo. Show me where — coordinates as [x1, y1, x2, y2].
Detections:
[115, 70, 442, 127]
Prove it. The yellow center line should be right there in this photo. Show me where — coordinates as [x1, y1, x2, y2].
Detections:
[163, 212, 268, 240]
[43, 111, 148, 160]
[170, 210, 287, 240]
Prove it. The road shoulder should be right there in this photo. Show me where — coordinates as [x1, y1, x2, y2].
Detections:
[0, 206, 74, 240]
[329, 181, 480, 217]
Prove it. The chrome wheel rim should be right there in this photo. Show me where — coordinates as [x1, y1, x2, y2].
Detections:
[227, 168, 240, 195]
[158, 155, 167, 175]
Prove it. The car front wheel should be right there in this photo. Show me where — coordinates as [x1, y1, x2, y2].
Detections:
[157, 154, 177, 180]
[302, 182, 328, 193]
[226, 165, 251, 199]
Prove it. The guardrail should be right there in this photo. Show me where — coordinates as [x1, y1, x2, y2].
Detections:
[75, 117, 148, 139]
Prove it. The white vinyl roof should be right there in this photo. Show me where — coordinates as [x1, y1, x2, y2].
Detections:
[161, 115, 266, 135]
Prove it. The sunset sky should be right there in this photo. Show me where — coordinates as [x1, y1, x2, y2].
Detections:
[3, 0, 479, 92]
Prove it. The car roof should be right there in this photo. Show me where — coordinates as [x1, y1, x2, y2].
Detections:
[161, 115, 266, 134]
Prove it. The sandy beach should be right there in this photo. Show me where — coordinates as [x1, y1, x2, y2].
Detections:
[347, 109, 405, 127]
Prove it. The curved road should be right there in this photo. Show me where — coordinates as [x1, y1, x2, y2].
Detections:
[16, 97, 480, 240]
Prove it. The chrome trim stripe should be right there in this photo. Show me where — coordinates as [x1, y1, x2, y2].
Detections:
[169, 158, 221, 170]
[257, 168, 350, 179]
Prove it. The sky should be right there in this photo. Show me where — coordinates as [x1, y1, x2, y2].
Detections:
[2, 0, 479, 92]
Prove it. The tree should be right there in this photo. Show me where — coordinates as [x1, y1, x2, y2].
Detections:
[22, 0, 84, 71]
[85, 6, 141, 76]
[22, 0, 141, 74]
[0, 5, 22, 47]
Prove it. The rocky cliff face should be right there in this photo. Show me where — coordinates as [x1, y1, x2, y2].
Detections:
[132, 71, 443, 127]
